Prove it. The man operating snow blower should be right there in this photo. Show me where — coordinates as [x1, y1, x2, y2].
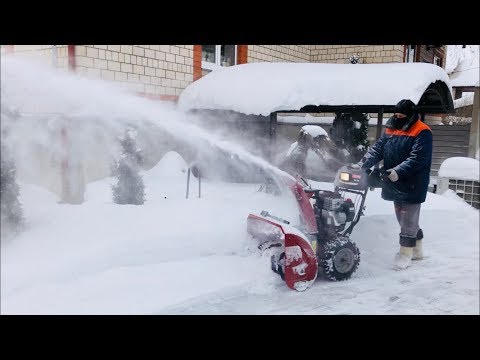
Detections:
[358, 99, 432, 270]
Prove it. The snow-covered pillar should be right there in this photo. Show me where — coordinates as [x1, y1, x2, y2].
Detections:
[468, 87, 479, 158]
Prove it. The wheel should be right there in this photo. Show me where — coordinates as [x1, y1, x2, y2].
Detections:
[319, 237, 360, 281]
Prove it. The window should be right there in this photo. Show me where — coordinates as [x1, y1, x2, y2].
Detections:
[202, 45, 237, 71]
[405, 45, 416, 63]
[433, 55, 442, 67]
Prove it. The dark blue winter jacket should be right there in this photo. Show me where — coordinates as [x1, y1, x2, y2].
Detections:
[362, 116, 433, 203]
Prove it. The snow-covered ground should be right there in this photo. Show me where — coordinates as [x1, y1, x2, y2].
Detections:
[2, 151, 478, 315]
[1, 52, 478, 315]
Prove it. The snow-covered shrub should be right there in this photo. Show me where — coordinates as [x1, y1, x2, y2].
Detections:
[111, 128, 145, 205]
[1, 142, 24, 238]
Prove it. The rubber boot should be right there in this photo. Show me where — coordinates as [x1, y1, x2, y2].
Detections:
[412, 240, 423, 260]
[412, 229, 423, 260]
[393, 246, 413, 270]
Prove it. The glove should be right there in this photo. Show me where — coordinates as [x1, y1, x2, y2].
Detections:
[386, 169, 399, 182]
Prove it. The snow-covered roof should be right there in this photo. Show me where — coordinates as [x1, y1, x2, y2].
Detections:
[178, 62, 453, 116]
[449, 56, 479, 87]
[453, 92, 475, 109]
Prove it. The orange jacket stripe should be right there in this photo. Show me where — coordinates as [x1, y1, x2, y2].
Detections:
[385, 119, 431, 137]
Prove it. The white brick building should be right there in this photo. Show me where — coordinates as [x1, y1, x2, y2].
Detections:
[3, 45, 446, 102]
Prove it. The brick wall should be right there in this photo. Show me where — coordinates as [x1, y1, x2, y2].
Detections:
[5, 45, 408, 98]
[247, 45, 311, 63]
[246, 45, 404, 64]
[73, 45, 194, 97]
[310, 45, 404, 64]
[4, 45, 196, 98]
[417, 45, 447, 68]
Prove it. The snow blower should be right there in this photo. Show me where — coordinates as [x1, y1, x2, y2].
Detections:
[247, 165, 386, 292]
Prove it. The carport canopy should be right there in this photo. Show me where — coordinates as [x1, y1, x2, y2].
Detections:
[178, 62, 454, 116]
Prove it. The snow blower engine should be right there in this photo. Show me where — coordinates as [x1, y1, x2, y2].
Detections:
[247, 165, 386, 292]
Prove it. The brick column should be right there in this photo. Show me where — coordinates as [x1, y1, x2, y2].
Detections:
[237, 45, 248, 64]
[193, 45, 202, 81]
[67, 45, 76, 70]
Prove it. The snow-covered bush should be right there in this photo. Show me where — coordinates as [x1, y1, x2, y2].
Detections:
[1, 103, 24, 238]
[1, 142, 24, 238]
[111, 128, 145, 205]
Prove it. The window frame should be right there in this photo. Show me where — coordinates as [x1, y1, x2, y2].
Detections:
[201, 45, 237, 71]
[433, 55, 442, 67]
[405, 45, 416, 63]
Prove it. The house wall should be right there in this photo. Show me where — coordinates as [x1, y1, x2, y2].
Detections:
[73, 45, 194, 97]
[247, 45, 311, 63]
[246, 45, 405, 64]
[5, 45, 194, 97]
[417, 45, 446, 67]
[5, 45, 409, 96]
[310, 45, 404, 64]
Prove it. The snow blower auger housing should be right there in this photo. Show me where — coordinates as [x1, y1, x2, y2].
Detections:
[247, 165, 385, 291]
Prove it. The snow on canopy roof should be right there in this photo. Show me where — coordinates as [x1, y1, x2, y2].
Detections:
[450, 56, 479, 87]
[178, 62, 453, 116]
